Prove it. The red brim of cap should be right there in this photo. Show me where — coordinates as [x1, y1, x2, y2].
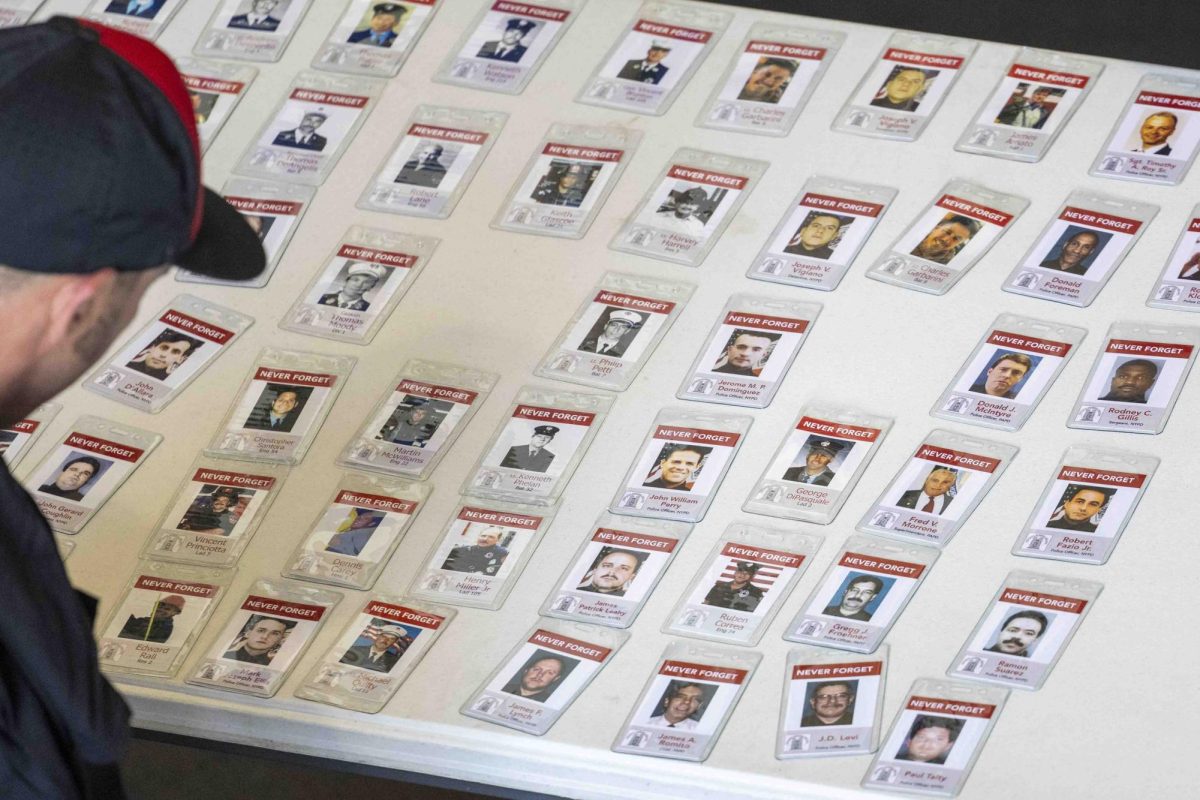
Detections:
[174, 187, 266, 281]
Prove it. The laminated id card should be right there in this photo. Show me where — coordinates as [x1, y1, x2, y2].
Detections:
[178, 59, 258, 155]
[281, 226, 437, 344]
[236, 72, 380, 187]
[867, 180, 1028, 295]
[194, 0, 312, 63]
[358, 105, 507, 220]
[141, 456, 288, 568]
[494, 123, 641, 239]
[677, 294, 820, 408]
[338, 360, 497, 480]
[611, 148, 768, 267]
[663, 523, 821, 647]
[535, 271, 693, 392]
[613, 641, 759, 762]
[857, 430, 1018, 549]
[462, 621, 627, 735]
[0, 1, 43, 28]
[783, 535, 938, 654]
[282, 472, 429, 591]
[1090, 73, 1200, 186]
[1067, 321, 1200, 435]
[208, 348, 355, 464]
[26, 416, 161, 534]
[1003, 191, 1158, 307]
[1146, 205, 1200, 312]
[698, 22, 844, 137]
[312, 0, 440, 78]
[610, 408, 751, 523]
[778, 645, 888, 759]
[956, 48, 1103, 162]
[949, 571, 1101, 691]
[863, 679, 1007, 797]
[85, 0, 185, 40]
[541, 513, 691, 629]
[1014, 446, 1158, 565]
[0, 402, 59, 469]
[833, 31, 976, 142]
[97, 561, 232, 678]
[85, 295, 252, 413]
[463, 385, 611, 505]
[745, 403, 892, 525]
[295, 595, 454, 714]
[186, 578, 340, 698]
[748, 177, 896, 292]
[409, 497, 556, 610]
[434, 0, 579, 95]
[931, 314, 1086, 432]
[176, 178, 313, 289]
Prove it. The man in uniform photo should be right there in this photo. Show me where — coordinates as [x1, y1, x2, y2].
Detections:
[340, 625, 409, 672]
[1131, 111, 1178, 155]
[969, 352, 1032, 399]
[317, 262, 387, 311]
[579, 308, 642, 356]
[501, 654, 569, 703]
[243, 385, 305, 432]
[117, 594, 184, 644]
[223, 615, 292, 665]
[643, 444, 708, 491]
[38, 455, 103, 501]
[577, 548, 644, 597]
[984, 609, 1048, 658]
[1040, 229, 1101, 275]
[713, 329, 777, 377]
[784, 213, 850, 260]
[783, 439, 844, 486]
[229, 0, 284, 31]
[896, 716, 961, 764]
[1099, 358, 1158, 404]
[532, 162, 590, 207]
[911, 214, 981, 265]
[737, 57, 797, 104]
[617, 39, 671, 84]
[646, 682, 705, 729]
[703, 561, 764, 612]
[870, 66, 934, 112]
[125, 330, 201, 381]
[442, 525, 510, 575]
[348, 3, 407, 48]
[380, 400, 438, 446]
[501, 425, 558, 472]
[1046, 485, 1112, 533]
[273, 110, 329, 152]
[395, 142, 449, 188]
[478, 17, 535, 62]
[822, 574, 884, 622]
[800, 680, 857, 727]
[654, 186, 708, 236]
[176, 488, 241, 536]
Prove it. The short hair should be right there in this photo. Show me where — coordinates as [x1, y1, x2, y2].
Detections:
[592, 547, 646, 571]
[754, 57, 798, 75]
[1063, 484, 1113, 505]
[846, 575, 884, 595]
[246, 614, 295, 632]
[939, 214, 982, 235]
[728, 328, 781, 344]
[811, 680, 854, 696]
[990, 352, 1033, 371]
[1145, 111, 1179, 125]
[1066, 230, 1100, 244]
[1117, 358, 1158, 377]
[668, 681, 704, 699]
[911, 715, 962, 741]
[62, 456, 102, 483]
[526, 654, 567, 674]
[660, 444, 708, 463]
[1000, 609, 1048, 636]
[211, 487, 241, 504]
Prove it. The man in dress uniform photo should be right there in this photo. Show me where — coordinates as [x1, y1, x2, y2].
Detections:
[968, 352, 1032, 399]
[501, 653, 570, 703]
[478, 17, 536, 62]
[441, 525, 511, 575]
[784, 212, 851, 260]
[243, 384, 307, 432]
[395, 142, 449, 188]
[125, 329, 202, 381]
[643, 444, 708, 491]
[617, 39, 671, 84]
[783, 438, 844, 486]
[984, 610, 1048, 658]
[348, 3, 407, 47]
[273, 110, 329, 152]
[822, 574, 884, 622]
[578, 308, 642, 356]
[501, 425, 558, 472]
[38, 455, 103, 501]
[801, 680, 857, 727]
[223, 615, 292, 665]
[317, 262, 387, 311]
[703, 561, 764, 612]
[340, 625, 409, 672]
[1046, 485, 1112, 533]
[117, 594, 185, 644]
[1098, 358, 1158, 404]
[229, 0, 284, 31]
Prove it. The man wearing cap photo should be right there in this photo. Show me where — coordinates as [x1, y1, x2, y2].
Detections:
[783, 438, 845, 486]
[273, 110, 329, 152]
[578, 308, 643, 357]
[478, 17, 536, 62]
[532, 162, 592, 207]
[229, 0, 284, 32]
[380, 400, 440, 446]
[318, 261, 388, 311]
[703, 561, 764, 612]
[348, 2, 407, 48]
[339, 625, 410, 672]
[501, 425, 558, 472]
[655, 186, 709, 236]
[117, 594, 185, 644]
[0, 17, 266, 796]
[617, 39, 671, 84]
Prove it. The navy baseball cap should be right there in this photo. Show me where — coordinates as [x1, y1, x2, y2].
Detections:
[0, 17, 264, 280]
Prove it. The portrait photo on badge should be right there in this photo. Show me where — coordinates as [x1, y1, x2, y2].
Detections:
[498, 648, 580, 704]
[572, 545, 651, 600]
[870, 65, 939, 113]
[36, 451, 115, 502]
[819, 572, 895, 623]
[798, 678, 860, 727]
[174, 483, 257, 538]
[337, 617, 421, 673]
[641, 442, 714, 492]
[963, 349, 1043, 401]
[780, 434, 855, 486]
[242, 382, 314, 433]
[640, 180, 731, 237]
[641, 679, 719, 730]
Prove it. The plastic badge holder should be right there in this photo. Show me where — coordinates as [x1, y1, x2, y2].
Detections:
[677, 294, 821, 409]
[0, 1, 43, 28]
[1089, 73, 1200, 186]
[313, 0, 441, 78]
[295, 595, 455, 714]
[194, 0, 313, 63]
[856, 429, 1018, 549]
[339, 360, 497, 481]
[0, 401, 59, 470]
[1002, 191, 1158, 307]
[611, 148, 769, 267]
[84, 294, 253, 413]
[177, 59, 258, 155]
[931, 313, 1086, 432]
[783, 534, 939, 654]
[535, 271, 694, 392]
[612, 641, 760, 762]
[97, 560, 233, 678]
[492, 123, 641, 240]
[84, 0, 185, 40]
[207, 348, 356, 465]
[176, 177, 314, 289]
[281, 226, 437, 345]
[747, 176, 897, 292]
[778, 644, 888, 759]
[54, 534, 75, 561]
[698, 22, 844, 137]
[25, 416, 161, 534]
[408, 496, 557, 610]
[866, 179, 1028, 295]
[955, 47, 1103, 162]
[1013, 445, 1158, 565]
[663, 522, 821, 647]
[1067, 320, 1200, 435]
[1147, 203, 1200, 312]
[948, 570, 1101, 691]
[186, 578, 341, 698]
[463, 385, 611, 506]
[863, 679, 1007, 797]
[141, 455, 289, 568]
[358, 105, 508, 220]
[434, 0, 581, 95]
[744, 403, 892, 525]
[461, 620, 628, 735]
[282, 472, 430, 591]
[832, 31, 976, 142]
[540, 512, 692, 629]
[610, 407, 752, 524]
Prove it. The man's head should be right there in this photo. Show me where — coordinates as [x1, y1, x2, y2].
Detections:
[982, 352, 1032, 396]
[645, 40, 671, 63]
[406, 406, 428, 424]
[723, 329, 776, 371]
[500, 18, 535, 46]
[373, 625, 405, 652]
[348, 509, 382, 530]
[809, 681, 855, 723]
[369, 3, 405, 32]
[250, 0, 280, 14]
[904, 716, 960, 763]
[343, 263, 386, 297]
[209, 490, 239, 514]
[1107, 358, 1158, 401]
[529, 425, 559, 449]
[1031, 87, 1051, 105]
[140, 332, 197, 373]
[241, 615, 289, 655]
[922, 467, 957, 497]
[417, 143, 444, 167]
[557, 164, 587, 192]
[661, 682, 704, 723]
[656, 445, 705, 487]
[794, 213, 846, 252]
[838, 575, 883, 615]
[672, 187, 707, 219]
[741, 57, 797, 101]
[299, 112, 328, 135]
[1056, 230, 1100, 269]
[475, 526, 503, 548]
[602, 309, 640, 339]
[271, 389, 299, 417]
[883, 67, 930, 105]
[154, 595, 185, 619]
[54, 456, 101, 493]
[804, 439, 843, 474]
[730, 561, 758, 587]
[518, 655, 565, 695]
[993, 610, 1048, 655]
[914, 215, 980, 261]
[1139, 112, 1178, 149]
[587, 548, 642, 593]
[1060, 485, 1111, 523]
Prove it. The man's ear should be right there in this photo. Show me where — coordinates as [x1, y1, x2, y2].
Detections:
[38, 270, 117, 354]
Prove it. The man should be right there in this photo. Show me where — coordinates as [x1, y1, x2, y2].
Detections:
[477, 17, 535, 61]
[0, 17, 265, 797]
[643, 445, 706, 491]
[897, 467, 957, 514]
[1132, 111, 1177, 155]
[738, 57, 797, 104]
[533, 163, 589, 207]
[273, 110, 329, 152]
[244, 386, 303, 432]
[784, 213, 848, 260]
[340, 626, 408, 672]
[348, 3, 406, 48]
[229, 0, 282, 31]
[325, 508, 385, 557]
[870, 67, 932, 111]
[703, 561, 764, 612]
[176, 488, 240, 536]
[126, 331, 199, 381]
[106, 0, 166, 18]
[995, 86, 1053, 129]
[984, 610, 1048, 658]
[654, 186, 707, 236]
[1099, 358, 1158, 404]
[969, 352, 1032, 399]
[381, 401, 436, 446]
[317, 262, 386, 311]
[577, 548, 642, 596]
[1177, 248, 1200, 281]
[442, 526, 509, 575]
[38, 456, 102, 501]
[801, 681, 856, 727]
[911, 215, 981, 265]
[617, 40, 671, 84]
[897, 716, 961, 764]
[713, 329, 776, 376]
[501, 425, 558, 472]
[783, 439, 843, 485]
[647, 682, 704, 729]
[117, 595, 184, 644]
[501, 655, 567, 702]
[822, 575, 884, 621]
[1040, 230, 1100, 275]
[395, 142, 448, 188]
[1047, 486, 1111, 533]
[223, 616, 291, 665]
[579, 309, 641, 356]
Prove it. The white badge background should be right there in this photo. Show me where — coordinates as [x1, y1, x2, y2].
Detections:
[603, 29, 705, 93]
[483, 640, 601, 712]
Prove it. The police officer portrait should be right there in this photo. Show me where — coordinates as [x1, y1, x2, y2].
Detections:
[642, 442, 713, 492]
[1044, 484, 1114, 533]
[709, 328, 781, 378]
[702, 560, 767, 613]
[123, 327, 205, 383]
[394, 139, 460, 189]
[440, 523, 515, 576]
[227, 0, 290, 33]
[782, 435, 852, 486]
[616, 38, 673, 85]
[347, 2, 409, 48]
[576, 306, 648, 358]
[530, 159, 603, 208]
[310, 259, 393, 312]
[476, 16, 539, 62]
[376, 396, 451, 447]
